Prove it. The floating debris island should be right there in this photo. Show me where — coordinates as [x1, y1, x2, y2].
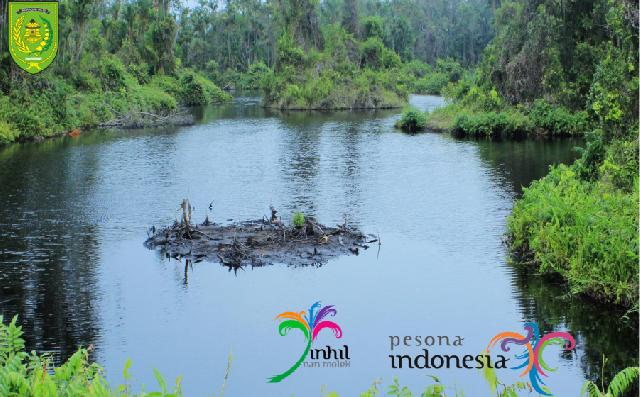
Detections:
[144, 200, 377, 269]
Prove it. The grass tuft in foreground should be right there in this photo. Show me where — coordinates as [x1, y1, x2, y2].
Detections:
[0, 315, 232, 397]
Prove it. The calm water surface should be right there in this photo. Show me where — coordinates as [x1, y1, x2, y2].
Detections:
[0, 95, 636, 396]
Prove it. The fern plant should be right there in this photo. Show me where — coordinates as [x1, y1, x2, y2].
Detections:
[0, 315, 194, 396]
[581, 356, 640, 397]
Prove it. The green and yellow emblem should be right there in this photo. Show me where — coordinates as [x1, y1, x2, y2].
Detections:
[8, 1, 58, 74]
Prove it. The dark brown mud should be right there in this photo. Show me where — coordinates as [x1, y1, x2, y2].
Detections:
[144, 204, 377, 269]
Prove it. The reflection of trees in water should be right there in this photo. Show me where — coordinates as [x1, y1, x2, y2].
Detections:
[278, 117, 322, 215]
[334, 124, 363, 228]
[0, 138, 101, 363]
[511, 266, 639, 387]
[471, 137, 584, 196]
[276, 111, 381, 225]
[196, 95, 267, 121]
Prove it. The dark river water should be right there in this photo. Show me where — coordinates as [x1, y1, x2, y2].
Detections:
[0, 95, 636, 396]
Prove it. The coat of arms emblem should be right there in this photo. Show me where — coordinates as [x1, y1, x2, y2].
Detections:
[8, 1, 58, 74]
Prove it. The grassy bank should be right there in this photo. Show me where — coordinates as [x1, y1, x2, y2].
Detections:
[501, 1, 638, 309]
[396, 0, 639, 311]
[0, 58, 230, 145]
[508, 165, 638, 307]
[397, 88, 588, 137]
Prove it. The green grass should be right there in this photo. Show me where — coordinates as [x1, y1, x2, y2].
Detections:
[508, 165, 639, 307]
[292, 211, 305, 227]
[451, 110, 532, 138]
[424, 104, 462, 131]
[0, 121, 18, 144]
[421, 100, 589, 138]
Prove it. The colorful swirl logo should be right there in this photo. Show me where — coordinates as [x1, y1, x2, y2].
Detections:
[486, 322, 575, 396]
[268, 301, 343, 383]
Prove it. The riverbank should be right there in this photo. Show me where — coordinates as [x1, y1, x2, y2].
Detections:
[436, 0, 638, 310]
[508, 163, 638, 308]
[0, 57, 230, 146]
[260, 24, 463, 110]
[396, 100, 588, 138]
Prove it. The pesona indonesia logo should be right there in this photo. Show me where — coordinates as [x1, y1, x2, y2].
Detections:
[387, 322, 575, 396]
[268, 301, 349, 383]
[486, 322, 576, 396]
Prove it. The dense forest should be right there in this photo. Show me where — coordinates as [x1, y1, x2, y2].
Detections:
[0, 0, 495, 141]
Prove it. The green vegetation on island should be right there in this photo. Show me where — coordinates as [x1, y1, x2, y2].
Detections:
[394, 106, 427, 132]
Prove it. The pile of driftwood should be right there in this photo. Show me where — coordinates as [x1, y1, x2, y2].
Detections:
[144, 200, 377, 269]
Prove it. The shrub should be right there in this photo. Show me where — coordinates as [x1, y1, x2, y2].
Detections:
[276, 34, 305, 70]
[180, 72, 208, 105]
[100, 56, 129, 92]
[72, 70, 102, 92]
[395, 107, 427, 132]
[179, 71, 231, 106]
[402, 60, 433, 79]
[360, 37, 386, 69]
[205, 60, 221, 82]
[529, 99, 588, 136]
[127, 62, 151, 85]
[195, 72, 232, 103]
[281, 84, 304, 108]
[597, 137, 638, 191]
[452, 110, 531, 138]
[292, 211, 305, 227]
[361, 16, 384, 39]
[413, 73, 449, 94]
[0, 121, 18, 144]
[434, 58, 463, 82]
[131, 85, 177, 114]
[441, 74, 473, 101]
[459, 86, 503, 111]
[237, 61, 271, 90]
